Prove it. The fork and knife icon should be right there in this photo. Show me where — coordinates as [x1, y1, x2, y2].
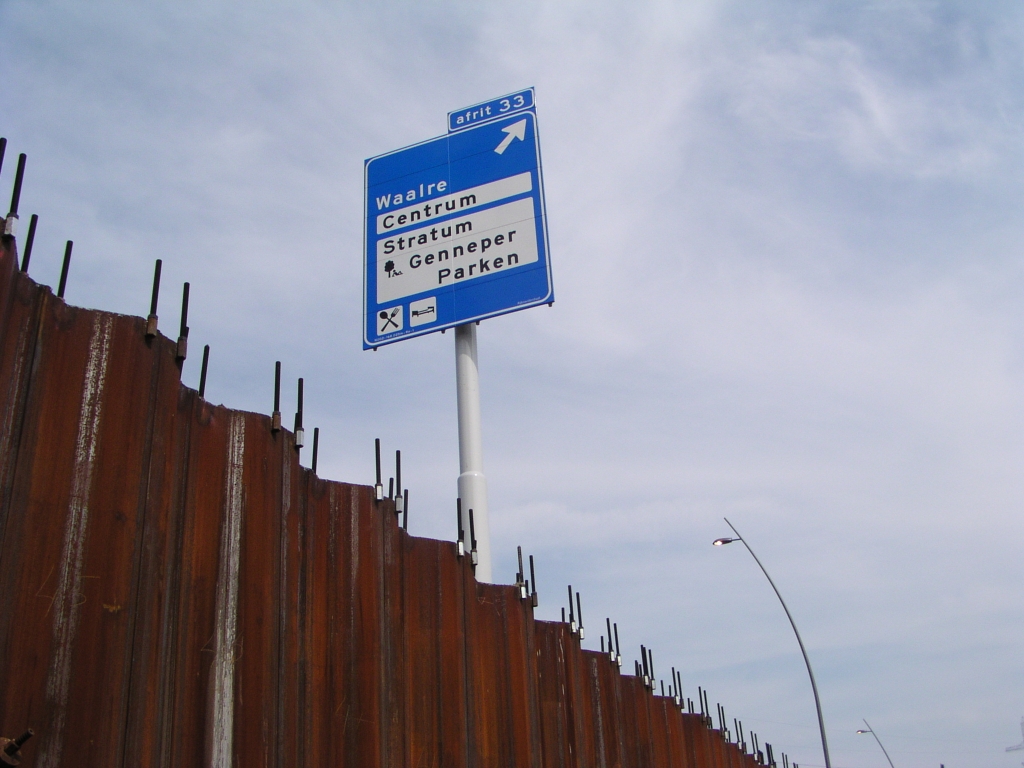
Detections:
[378, 307, 401, 331]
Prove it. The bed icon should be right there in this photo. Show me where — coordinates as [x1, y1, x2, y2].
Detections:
[410, 297, 437, 327]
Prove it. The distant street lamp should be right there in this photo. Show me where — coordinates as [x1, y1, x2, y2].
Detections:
[713, 518, 832, 768]
[857, 719, 896, 768]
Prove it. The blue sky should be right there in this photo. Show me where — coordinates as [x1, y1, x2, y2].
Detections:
[3, 2, 1024, 766]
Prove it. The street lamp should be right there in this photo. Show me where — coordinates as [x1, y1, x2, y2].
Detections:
[857, 719, 895, 768]
[713, 518, 832, 768]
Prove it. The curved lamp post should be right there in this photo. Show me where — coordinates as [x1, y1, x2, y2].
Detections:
[713, 517, 831, 768]
[857, 719, 895, 768]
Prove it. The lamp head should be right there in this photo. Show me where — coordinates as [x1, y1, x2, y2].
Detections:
[713, 537, 738, 546]
[856, 729, 871, 735]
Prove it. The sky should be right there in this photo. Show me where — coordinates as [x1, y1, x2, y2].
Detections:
[2, 1, 1024, 765]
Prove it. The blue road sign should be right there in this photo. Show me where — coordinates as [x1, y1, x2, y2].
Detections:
[363, 101, 553, 349]
[448, 88, 534, 133]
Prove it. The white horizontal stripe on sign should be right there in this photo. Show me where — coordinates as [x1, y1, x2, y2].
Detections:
[374, 172, 532, 235]
[376, 197, 538, 304]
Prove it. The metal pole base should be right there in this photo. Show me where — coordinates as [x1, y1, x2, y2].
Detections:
[455, 323, 492, 582]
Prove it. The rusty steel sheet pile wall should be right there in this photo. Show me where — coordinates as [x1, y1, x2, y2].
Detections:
[0, 233, 765, 768]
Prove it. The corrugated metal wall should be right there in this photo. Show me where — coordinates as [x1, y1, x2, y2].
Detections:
[0, 233, 761, 768]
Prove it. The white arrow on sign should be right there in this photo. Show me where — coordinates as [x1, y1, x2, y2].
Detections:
[494, 119, 527, 155]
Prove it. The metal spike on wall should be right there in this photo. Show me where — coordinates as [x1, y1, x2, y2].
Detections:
[20, 214, 37, 273]
[272, 362, 282, 432]
[374, 438, 383, 500]
[199, 345, 210, 397]
[4, 152, 26, 236]
[176, 282, 190, 359]
[57, 240, 72, 299]
[294, 378, 304, 450]
[146, 259, 161, 337]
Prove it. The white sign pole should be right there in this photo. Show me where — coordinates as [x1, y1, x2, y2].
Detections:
[455, 322, 492, 582]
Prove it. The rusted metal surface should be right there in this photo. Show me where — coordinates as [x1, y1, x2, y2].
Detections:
[0, 231, 778, 767]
